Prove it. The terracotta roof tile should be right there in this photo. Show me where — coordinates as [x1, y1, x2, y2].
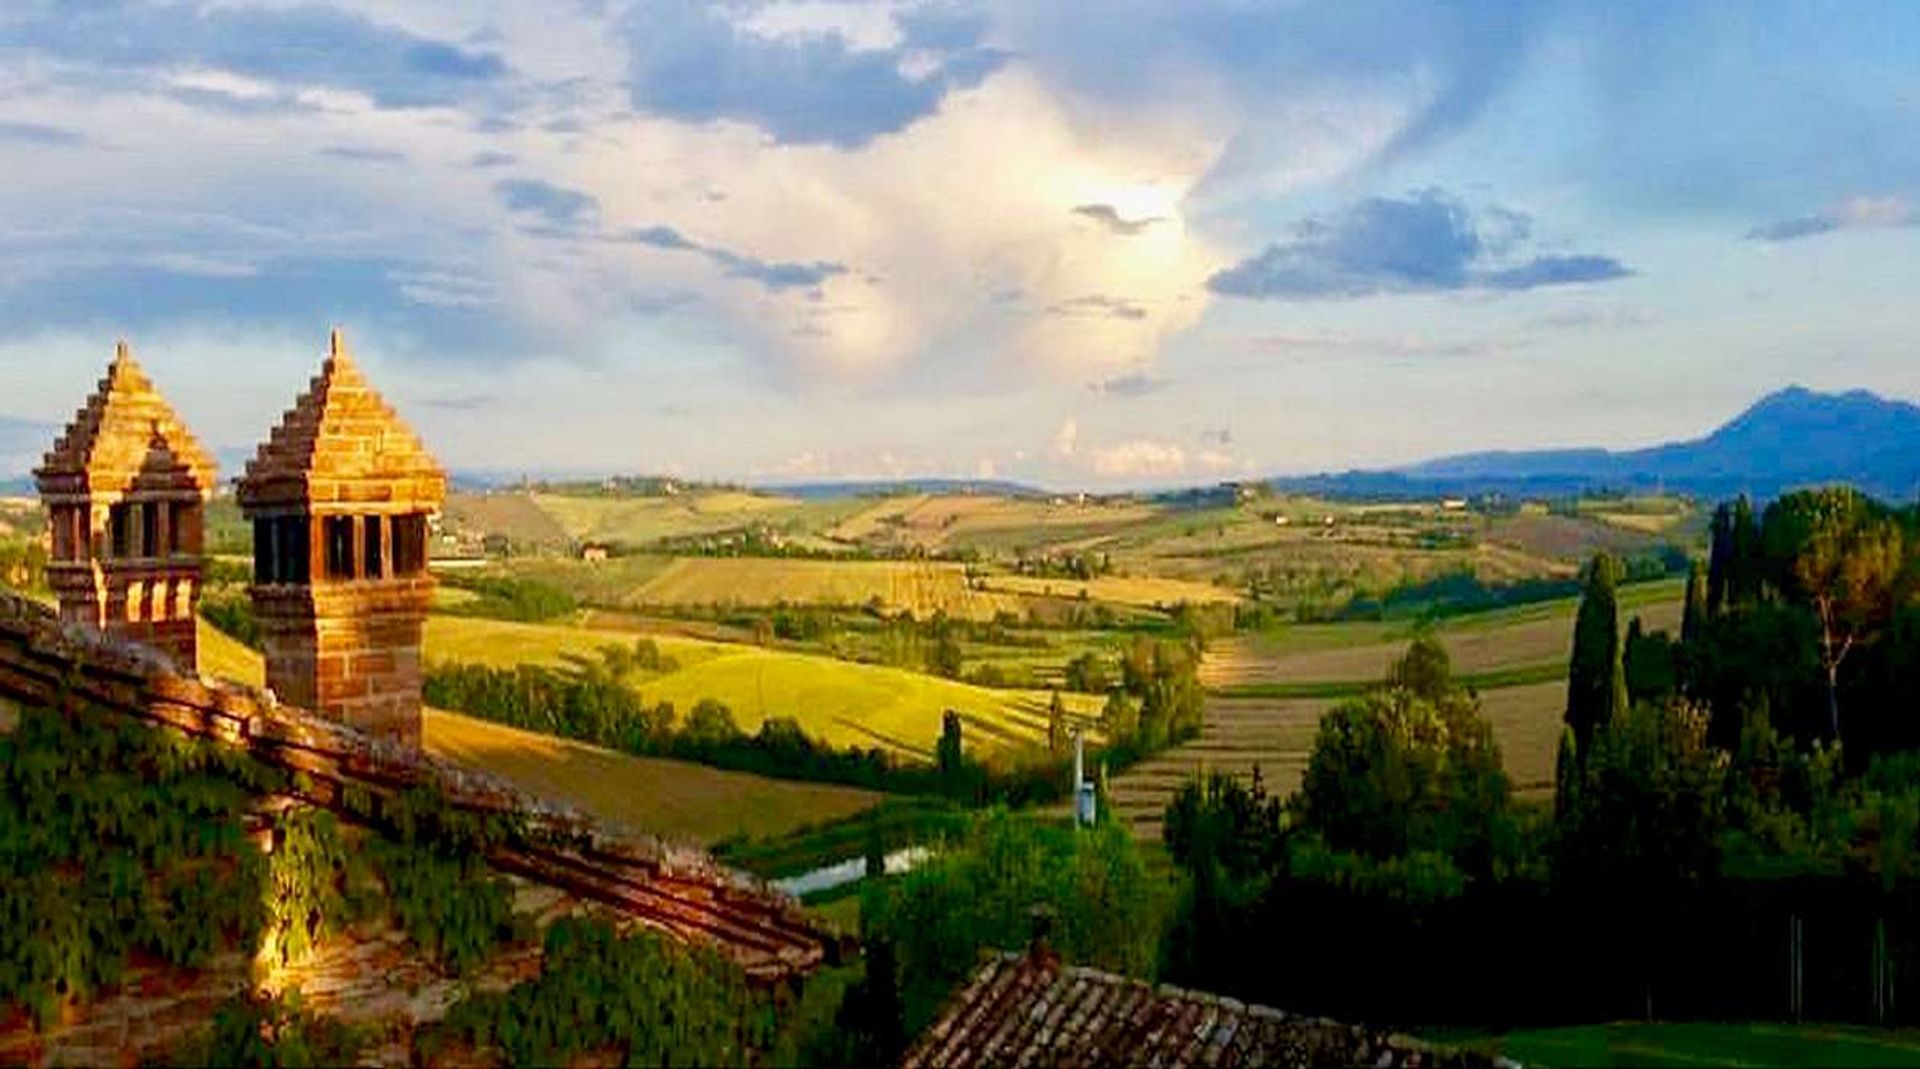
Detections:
[903, 951, 1499, 1069]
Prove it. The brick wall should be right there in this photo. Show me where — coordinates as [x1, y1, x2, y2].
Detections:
[0, 588, 840, 983]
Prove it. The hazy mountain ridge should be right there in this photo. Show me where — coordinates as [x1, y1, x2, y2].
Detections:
[1338, 387, 1920, 501]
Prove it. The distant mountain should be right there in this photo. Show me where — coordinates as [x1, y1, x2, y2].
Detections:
[1279, 387, 1920, 502]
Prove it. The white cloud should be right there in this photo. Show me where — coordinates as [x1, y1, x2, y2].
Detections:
[1050, 416, 1078, 458]
[1088, 439, 1188, 479]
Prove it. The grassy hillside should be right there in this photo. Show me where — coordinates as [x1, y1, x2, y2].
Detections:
[419, 615, 1098, 761]
[635, 557, 1022, 620]
[422, 709, 881, 845]
[978, 574, 1240, 608]
[192, 621, 880, 844]
[627, 643, 1102, 759]
[531, 490, 866, 547]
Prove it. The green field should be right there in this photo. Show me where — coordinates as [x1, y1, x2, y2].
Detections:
[191, 622, 882, 845]
[530, 489, 866, 546]
[1444, 1021, 1920, 1067]
[419, 615, 1099, 761]
[422, 708, 882, 845]
[634, 557, 1025, 620]
[627, 641, 1102, 759]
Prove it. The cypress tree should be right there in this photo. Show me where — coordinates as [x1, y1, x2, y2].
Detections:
[1554, 724, 1581, 820]
[1566, 551, 1628, 750]
[937, 711, 963, 779]
[1681, 558, 1709, 647]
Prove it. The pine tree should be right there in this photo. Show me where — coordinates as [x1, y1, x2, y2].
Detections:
[1566, 552, 1627, 750]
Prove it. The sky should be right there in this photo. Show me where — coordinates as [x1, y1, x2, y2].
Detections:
[2, 1, 1917, 488]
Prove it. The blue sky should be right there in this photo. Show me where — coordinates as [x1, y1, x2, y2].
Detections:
[1, 1, 1916, 487]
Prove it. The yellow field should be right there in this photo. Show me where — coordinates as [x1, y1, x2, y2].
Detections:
[422, 709, 881, 845]
[634, 557, 1024, 620]
[191, 622, 882, 845]
[629, 643, 1103, 760]
[214, 611, 1086, 763]
[979, 574, 1241, 608]
[422, 615, 733, 671]
[829, 494, 1157, 552]
[198, 620, 265, 686]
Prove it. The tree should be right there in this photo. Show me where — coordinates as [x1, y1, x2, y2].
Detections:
[1047, 691, 1067, 758]
[936, 711, 964, 780]
[1101, 690, 1138, 744]
[860, 812, 1163, 1034]
[1681, 558, 1709, 648]
[1554, 725, 1580, 819]
[1763, 488, 1906, 741]
[830, 937, 907, 1067]
[1566, 552, 1628, 751]
[1707, 496, 1764, 614]
[1388, 633, 1453, 703]
[1295, 686, 1513, 876]
[1623, 617, 1678, 706]
[1063, 652, 1111, 695]
[928, 619, 964, 680]
[683, 699, 743, 749]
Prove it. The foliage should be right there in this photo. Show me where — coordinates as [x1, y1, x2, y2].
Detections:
[1622, 616, 1679, 706]
[423, 651, 1079, 806]
[260, 809, 354, 970]
[1565, 551, 1628, 750]
[1295, 686, 1515, 878]
[199, 587, 262, 650]
[365, 834, 516, 976]
[0, 696, 526, 1037]
[1164, 769, 1285, 884]
[426, 916, 762, 1066]
[1063, 651, 1112, 694]
[0, 536, 49, 592]
[166, 990, 369, 1068]
[861, 810, 1164, 1035]
[441, 574, 579, 623]
[0, 699, 271, 1026]
[1556, 700, 1728, 891]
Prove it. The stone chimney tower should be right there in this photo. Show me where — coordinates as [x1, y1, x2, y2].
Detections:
[236, 329, 445, 747]
[34, 342, 218, 669]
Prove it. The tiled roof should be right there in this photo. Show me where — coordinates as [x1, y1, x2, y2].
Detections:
[237, 329, 446, 511]
[904, 950, 1495, 1069]
[35, 342, 217, 501]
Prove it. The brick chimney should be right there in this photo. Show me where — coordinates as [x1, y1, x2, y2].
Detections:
[235, 329, 445, 747]
[35, 342, 217, 669]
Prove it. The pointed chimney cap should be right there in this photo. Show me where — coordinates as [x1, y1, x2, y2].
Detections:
[35, 340, 217, 498]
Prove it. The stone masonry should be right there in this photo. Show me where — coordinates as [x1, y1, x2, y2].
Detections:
[34, 342, 218, 671]
[237, 329, 446, 748]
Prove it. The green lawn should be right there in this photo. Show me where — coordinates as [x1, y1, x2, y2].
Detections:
[1445, 1021, 1920, 1067]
